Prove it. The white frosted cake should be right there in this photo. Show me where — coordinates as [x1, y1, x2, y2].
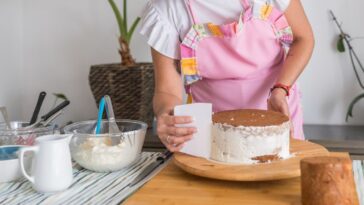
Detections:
[210, 109, 290, 164]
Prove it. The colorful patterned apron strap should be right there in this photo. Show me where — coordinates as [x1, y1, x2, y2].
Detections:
[185, 85, 193, 104]
[185, 0, 198, 24]
[241, 0, 251, 10]
[184, 0, 199, 104]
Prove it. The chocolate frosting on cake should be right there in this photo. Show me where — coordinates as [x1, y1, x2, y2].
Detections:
[212, 109, 289, 127]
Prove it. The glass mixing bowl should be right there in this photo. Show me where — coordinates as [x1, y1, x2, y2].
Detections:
[63, 120, 147, 172]
[0, 122, 56, 146]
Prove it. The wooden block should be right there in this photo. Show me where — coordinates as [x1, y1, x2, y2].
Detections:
[300, 156, 359, 205]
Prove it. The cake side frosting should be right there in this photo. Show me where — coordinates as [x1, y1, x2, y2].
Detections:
[210, 122, 290, 164]
[210, 109, 290, 164]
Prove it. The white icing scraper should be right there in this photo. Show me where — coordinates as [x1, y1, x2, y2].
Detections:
[174, 103, 212, 159]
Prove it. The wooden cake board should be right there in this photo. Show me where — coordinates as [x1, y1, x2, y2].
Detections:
[173, 139, 329, 181]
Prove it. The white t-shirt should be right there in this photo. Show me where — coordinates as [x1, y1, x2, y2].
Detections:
[139, 0, 291, 59]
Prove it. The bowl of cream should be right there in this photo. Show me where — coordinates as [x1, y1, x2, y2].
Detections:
[64, 120, 147, 172]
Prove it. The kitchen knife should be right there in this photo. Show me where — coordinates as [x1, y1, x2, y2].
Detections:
[128, 150, 173, 187]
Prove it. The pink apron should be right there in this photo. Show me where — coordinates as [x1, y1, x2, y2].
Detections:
[180, 0, 304, 140]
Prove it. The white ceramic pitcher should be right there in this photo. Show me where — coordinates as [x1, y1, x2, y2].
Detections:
[19, 134, 73, 193]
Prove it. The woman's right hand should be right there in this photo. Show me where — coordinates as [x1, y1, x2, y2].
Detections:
[156, 113, 197, 152]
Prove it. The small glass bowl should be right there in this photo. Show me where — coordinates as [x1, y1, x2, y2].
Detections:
[63, 120, 147, 172]
[0, 122, 56, 146]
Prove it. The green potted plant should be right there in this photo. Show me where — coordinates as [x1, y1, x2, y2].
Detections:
[330, 11, 364, 122]
[89, 0, 154, 126]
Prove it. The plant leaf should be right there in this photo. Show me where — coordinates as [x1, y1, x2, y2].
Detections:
[123, 0, 127, 33]
[108, 0, 126, 39]
[127, 17, 141, 43]
[346, 93, 364, 122]
[53, 93, 68, 101]
[337, 35, 345, 52]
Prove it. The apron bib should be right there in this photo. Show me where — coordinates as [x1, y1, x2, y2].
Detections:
[180, 0, 304, 139]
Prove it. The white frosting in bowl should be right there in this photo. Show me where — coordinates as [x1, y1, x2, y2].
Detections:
[72, 138, 138, 172]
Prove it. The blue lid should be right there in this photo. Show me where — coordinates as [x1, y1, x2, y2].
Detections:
[0, 146, 22, 161]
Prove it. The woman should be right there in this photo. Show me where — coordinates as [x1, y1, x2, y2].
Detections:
[140, 0, 314, 152]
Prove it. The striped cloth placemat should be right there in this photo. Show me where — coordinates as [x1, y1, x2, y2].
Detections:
[353, 160, 364, 205]
[0, 152, 163, 205]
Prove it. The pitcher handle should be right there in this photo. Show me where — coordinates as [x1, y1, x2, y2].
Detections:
[19, 146, 38, 184]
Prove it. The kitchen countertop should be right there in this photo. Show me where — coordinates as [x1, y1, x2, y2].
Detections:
[304, 125, 364, 159]
[124, 152, 349, 205]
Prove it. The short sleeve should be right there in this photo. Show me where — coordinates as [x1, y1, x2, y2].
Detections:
[254, 0, 291, 11]
[273, 0, 291, 11]
[139, 1, 181, 60]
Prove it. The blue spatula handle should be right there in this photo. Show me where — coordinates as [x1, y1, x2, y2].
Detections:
[95, 97, 105, 134]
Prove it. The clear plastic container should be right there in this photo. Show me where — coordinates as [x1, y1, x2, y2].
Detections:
[0, 122, 56, 146]
[64, 120, 147, 172]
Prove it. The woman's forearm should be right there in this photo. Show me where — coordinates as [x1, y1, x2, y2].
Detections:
[276, 0, 314, 86]
[276, 36, 314, 85]
[153, 92, 183, 117]
[151, 48, 184, 117]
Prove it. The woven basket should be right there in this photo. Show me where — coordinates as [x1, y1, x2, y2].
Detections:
[89, 63, 155, 127]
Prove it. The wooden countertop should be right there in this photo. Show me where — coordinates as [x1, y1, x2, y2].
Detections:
[124, 152, 350, 205]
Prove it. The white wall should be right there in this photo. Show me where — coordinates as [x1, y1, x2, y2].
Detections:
[20, 0, 149, 124]
[0, 0, 23, 121]
[0, 0, 363, 125]
[300, 0, 364, 125]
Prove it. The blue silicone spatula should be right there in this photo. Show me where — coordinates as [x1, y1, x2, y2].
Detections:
[95, 97, 105, 135]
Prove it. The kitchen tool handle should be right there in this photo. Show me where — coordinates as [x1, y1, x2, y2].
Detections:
[41, 110, 63, 127]
[19, 146, 38, 184]
[104, 95, 116, 120]
[157, 150, 173, 162]
[95, 97, 105, 134]
[29, 91, 47, 125]
[41, 100, 70, 121]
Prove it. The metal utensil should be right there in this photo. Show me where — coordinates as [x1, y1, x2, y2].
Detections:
[104, 95, 131, 145]
[29, 91, 47, 125]
[24, 100, 70, 129]
[0, 107, 11, 129]
[104, 95, 119, 133]
[41, 110, 63, 127]
[128, 150, 172, 187]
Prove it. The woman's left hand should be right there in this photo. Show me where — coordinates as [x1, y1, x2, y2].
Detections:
[267, 88, 294, 137]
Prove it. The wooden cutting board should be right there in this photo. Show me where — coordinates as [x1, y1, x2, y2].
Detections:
[173, 139, 329, 181]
